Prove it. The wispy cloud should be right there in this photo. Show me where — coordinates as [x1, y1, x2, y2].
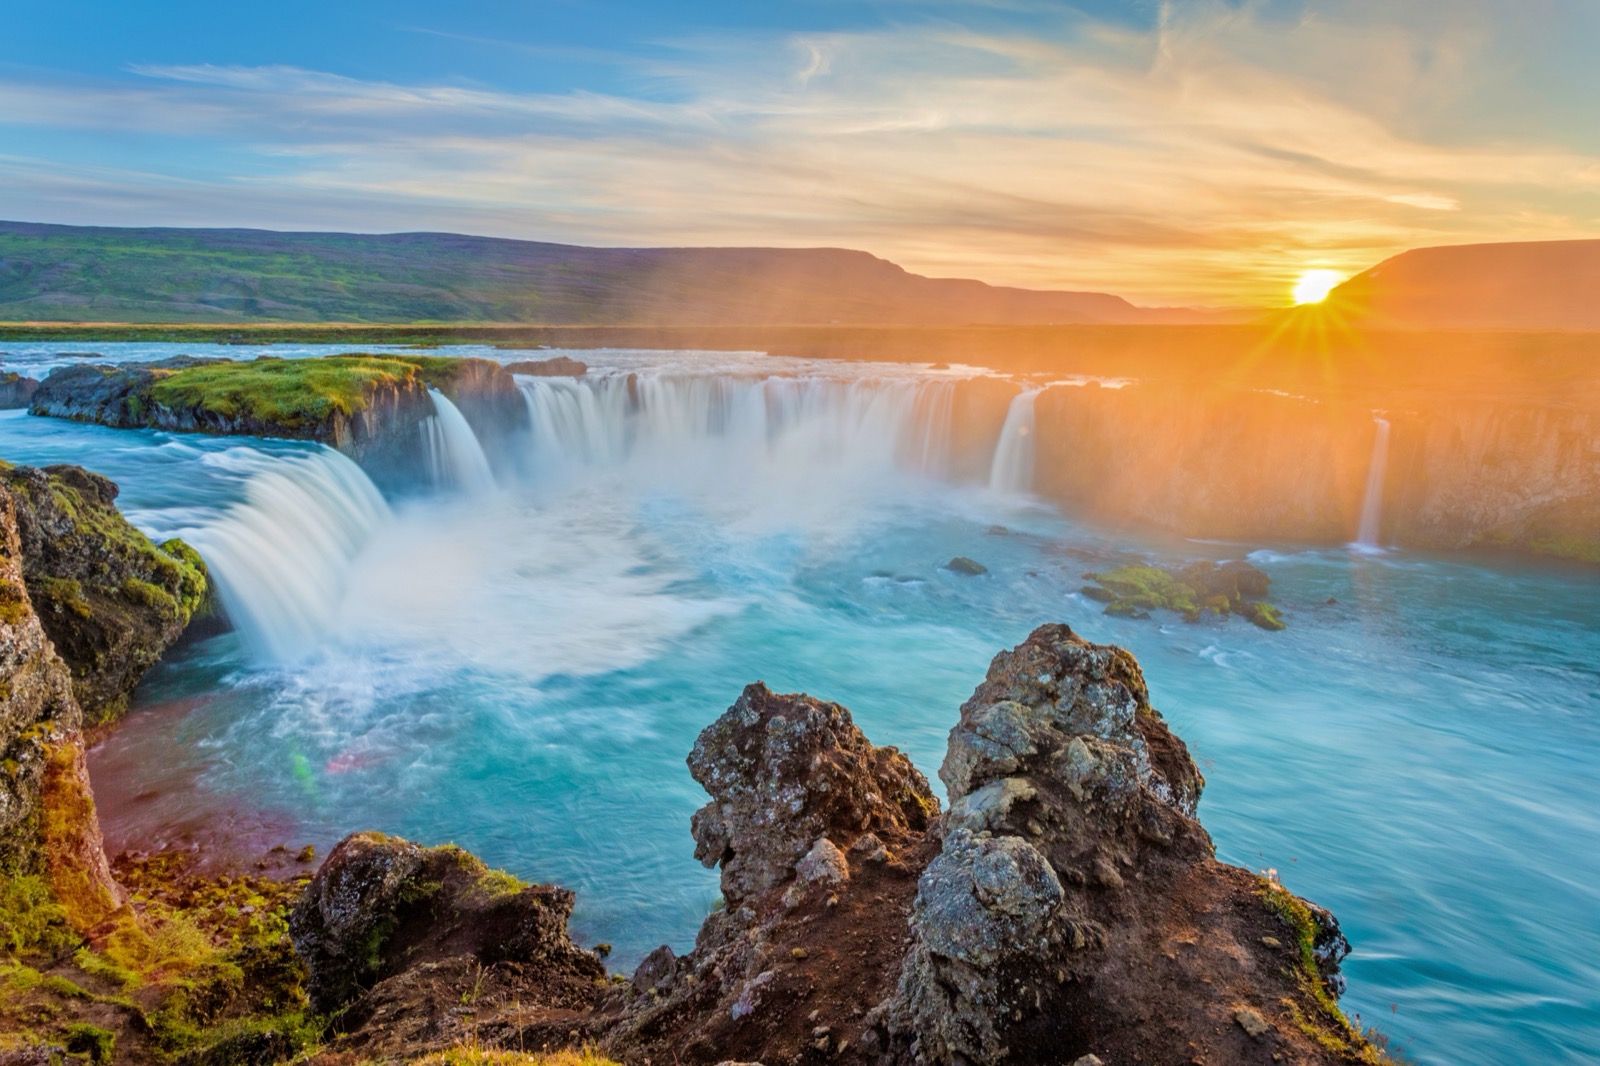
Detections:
[1, 0, 1597, 304]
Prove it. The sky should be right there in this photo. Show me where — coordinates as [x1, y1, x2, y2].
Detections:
[2, 0, 1598, 306]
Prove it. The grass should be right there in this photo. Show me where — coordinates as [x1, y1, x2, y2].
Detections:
[147, 355, 444, 430]
[1259, 877, 1407, 1064]
[0, 847, 321, 1063]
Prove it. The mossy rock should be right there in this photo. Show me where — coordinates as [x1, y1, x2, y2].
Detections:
[1, 463, 210, 724]
[1087, 560, 1284, 630]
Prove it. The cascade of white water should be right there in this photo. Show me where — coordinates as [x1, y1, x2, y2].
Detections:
[516, 373, 955, 485]
[988, 389, 1041, 494]
[1356, 416, 1392, 547]
[421, 389, 497, 494]
[178, 448, 392, 662]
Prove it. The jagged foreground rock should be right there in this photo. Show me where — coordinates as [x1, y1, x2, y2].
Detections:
[294, 625, 1388, 1065]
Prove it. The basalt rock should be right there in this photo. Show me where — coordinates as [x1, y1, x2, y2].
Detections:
[0, 371, 40, 409]
[0, 462, 208, 725]
[884, 623, 1361, 1064]
[289, 830, 606, 1038]
[599, 683, 941, 1064]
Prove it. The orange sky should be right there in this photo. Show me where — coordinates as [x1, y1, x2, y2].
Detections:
[2, 0, 1599, 306]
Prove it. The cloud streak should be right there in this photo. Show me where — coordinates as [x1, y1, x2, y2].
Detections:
[1, 0, 1597, 304]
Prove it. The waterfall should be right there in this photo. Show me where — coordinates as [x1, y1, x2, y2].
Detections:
[515, 373, 955, 486]
[421, 389, 497, 494]
[1356, 416, 1392, 547]
[988, 389, 1041, 494]
[178, 449, 391, 662]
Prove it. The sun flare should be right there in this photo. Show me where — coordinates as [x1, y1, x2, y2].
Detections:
[1292, 269, 1345, 305]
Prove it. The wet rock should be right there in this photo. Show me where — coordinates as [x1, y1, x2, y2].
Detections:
[0, 372, 39, 409]
[289, 830, 604, 1015]
[943, 556, 988, 575]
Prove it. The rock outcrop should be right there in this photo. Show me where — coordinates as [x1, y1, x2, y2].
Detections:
[0, 463, 208, 725]
[29, 354, 528, 488]
[0, 479, 121, 927]
[266, 629, 1390, 1066]
[290, 831, 607, 1058]
[0, 371, 40, 409]
[599, 683, 941, 1064]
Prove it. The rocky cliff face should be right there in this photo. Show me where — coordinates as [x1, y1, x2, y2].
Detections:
[0, 463, 208, 725]
[944, 378, 1600, 563]
[279, 628, 1390, 1066]
[0, 480, 121, 928]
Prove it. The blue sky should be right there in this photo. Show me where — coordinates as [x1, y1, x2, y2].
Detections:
[2, 0, 1598, 303]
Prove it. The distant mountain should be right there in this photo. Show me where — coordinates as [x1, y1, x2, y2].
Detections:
[1330, 239, 1600, 329]
[0, 221, 1214, 326]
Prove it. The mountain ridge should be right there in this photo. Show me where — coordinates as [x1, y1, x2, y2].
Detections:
[0, 220, 1220, 326]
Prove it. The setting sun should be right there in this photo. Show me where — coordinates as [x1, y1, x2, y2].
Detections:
[1292, 269, 1346, 305]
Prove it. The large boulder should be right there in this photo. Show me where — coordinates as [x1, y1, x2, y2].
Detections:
[289, 831, 606, 1023]
[1, 463, 208, 725]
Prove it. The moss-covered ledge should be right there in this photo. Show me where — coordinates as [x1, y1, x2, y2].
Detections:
[30, 354, 527, 483]
[0, 462, 209, 726]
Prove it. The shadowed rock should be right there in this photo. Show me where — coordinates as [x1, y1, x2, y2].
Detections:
[289, 831, 605, 1019]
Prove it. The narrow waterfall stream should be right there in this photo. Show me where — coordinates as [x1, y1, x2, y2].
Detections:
[1356, 416, 1392, 547]
[988, 388, 1040, 493]
[422, 387, 498, 494]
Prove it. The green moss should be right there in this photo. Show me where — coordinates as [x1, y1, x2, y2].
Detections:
[1090, 565, 1200, 614]
[1259, 879, 1403, 1064]
[146, 354, 470, 431]
[1528, 535, 1600, 565]
[61, 1022, 115, 1063]
[34, 577, 93, 620]
[121, 576, 181, 620]
[0, 577, 32, 626]
[0, 874, 77, 958]
[1239, 601, 1287, 631]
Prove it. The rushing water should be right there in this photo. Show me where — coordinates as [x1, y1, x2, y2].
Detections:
[0, 343, 1596, 1065]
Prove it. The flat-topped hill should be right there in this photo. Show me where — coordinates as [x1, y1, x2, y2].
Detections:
[1331, 238, 1600, 329]
[0, 221, 1211, 327]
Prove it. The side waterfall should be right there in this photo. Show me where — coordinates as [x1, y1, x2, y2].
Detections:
[1356, 416, 1392, 547]
[178, 449, 392, 662]
[421, 389, 497, 494]
[988, 388, 1041, 494]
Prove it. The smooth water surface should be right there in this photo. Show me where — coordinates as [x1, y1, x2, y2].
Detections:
[0, 343, 1595, 1065]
